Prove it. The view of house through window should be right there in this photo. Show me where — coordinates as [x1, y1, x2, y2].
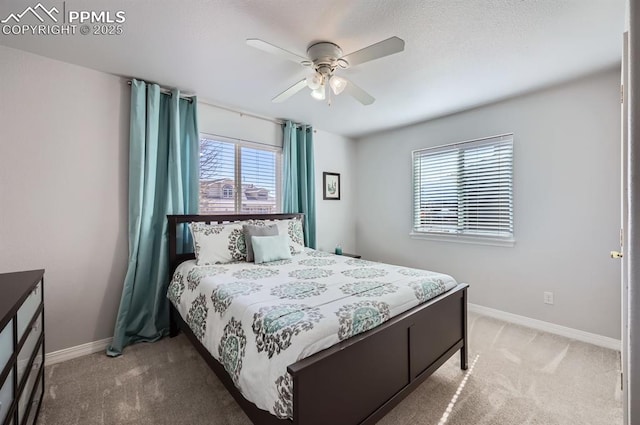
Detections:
[199, 135, 281, 214]
[412, 134, 514, 243]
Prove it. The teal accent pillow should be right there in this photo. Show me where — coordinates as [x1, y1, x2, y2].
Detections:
[252, 234, 293, 264]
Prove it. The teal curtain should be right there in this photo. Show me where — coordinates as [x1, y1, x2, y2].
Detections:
[282, 121, 316, 248]
[107, 79, 199, 356]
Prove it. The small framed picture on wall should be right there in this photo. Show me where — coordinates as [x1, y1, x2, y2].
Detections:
[323, 172, 341, 200]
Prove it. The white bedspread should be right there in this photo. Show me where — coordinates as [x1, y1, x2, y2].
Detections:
[167, 248, 457, 419]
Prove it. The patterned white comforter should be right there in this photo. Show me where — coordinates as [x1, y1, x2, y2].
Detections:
[167, 248, 457, 419]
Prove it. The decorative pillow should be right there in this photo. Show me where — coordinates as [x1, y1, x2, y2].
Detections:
[243, 223, 279, 262]
[274, 218, 305, 254]
[190, 222, 247, 265]
[252, 234, 293, 264]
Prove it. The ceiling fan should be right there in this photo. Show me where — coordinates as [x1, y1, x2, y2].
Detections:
[246, 36, 405, 105]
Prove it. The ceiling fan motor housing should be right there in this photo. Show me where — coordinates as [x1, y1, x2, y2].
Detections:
[306, 42, 347, 73]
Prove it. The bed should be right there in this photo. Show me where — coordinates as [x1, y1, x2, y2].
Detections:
[167, 213, 468, 425]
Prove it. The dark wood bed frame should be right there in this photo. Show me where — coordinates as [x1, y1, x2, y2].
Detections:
[167, 213, 469, 425]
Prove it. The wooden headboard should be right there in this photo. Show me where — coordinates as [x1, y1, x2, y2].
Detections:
[167, 213, 304, 273]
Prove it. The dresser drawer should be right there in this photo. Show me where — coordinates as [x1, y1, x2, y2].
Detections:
[16, 313, 42, 386]
[17, 282, 41, 342]
[0, 319, 13, 374]
[0, 368, 13, 424]
[24, 370, 43, 425]
[18, 343, 43, 425]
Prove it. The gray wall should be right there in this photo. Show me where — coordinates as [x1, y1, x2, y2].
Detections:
[0, 45, 129, 352]
[314, 130, 357, 254]
[355, 68, 622, 339]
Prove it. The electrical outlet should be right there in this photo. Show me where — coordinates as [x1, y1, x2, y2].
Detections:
[544, 291, 554, 305]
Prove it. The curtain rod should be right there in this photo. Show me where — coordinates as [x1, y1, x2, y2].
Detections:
[127, 80, 195, 102]
[126, 80, 310, 129]
[197, 99, 284, 126]
[195, 99, 315, 130]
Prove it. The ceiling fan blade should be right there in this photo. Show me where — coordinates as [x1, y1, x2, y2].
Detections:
[246, 38, 308, 64]
[341, 36, 405, 67]
[272, 79, 307, 103]
[343, 79, 375, 105]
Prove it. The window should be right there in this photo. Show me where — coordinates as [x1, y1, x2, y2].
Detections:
[222, 185, 234, 199]
[199, 135, 281, 214]
[412, 134, 514, 244]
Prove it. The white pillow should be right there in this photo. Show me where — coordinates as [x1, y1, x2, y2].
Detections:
[190, 222, 246, 265]
[274, 218, 305, 254]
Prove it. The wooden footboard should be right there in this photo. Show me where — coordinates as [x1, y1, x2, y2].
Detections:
[287, 283, 467, 425]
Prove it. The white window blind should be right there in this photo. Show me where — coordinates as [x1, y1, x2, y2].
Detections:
[412, 134, 514, 243]
[199, 135, 281, 214]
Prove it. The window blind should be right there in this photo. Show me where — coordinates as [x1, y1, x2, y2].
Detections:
[413, 134, 514, 241]
[200, 135, 281, 214]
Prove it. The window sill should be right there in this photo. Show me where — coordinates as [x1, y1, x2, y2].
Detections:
[409, 232, 515, 247]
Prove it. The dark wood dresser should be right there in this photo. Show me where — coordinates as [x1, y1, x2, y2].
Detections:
[0, 270, 45, 425]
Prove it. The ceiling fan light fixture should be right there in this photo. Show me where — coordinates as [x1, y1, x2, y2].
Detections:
[306, 72, 323, 90]
[329, 75, 347, 95]
[310, 84, 326, 101]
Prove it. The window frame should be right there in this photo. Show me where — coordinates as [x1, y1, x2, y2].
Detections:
[199, 133, 282, 215]
[410, 133, 515, 247]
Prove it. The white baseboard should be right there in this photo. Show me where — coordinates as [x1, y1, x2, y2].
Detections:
[468, 303, 621, 351]
[45, 337, 112, 366]
[43, 305, 620, 365]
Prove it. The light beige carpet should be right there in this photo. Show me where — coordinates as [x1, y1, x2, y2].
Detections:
[37, 313, 622, 425]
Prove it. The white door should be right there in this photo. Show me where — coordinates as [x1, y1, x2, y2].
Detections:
[619, 30, 629, 425]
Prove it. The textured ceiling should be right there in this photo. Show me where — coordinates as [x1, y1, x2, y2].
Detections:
[0, 0, 625, 137]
